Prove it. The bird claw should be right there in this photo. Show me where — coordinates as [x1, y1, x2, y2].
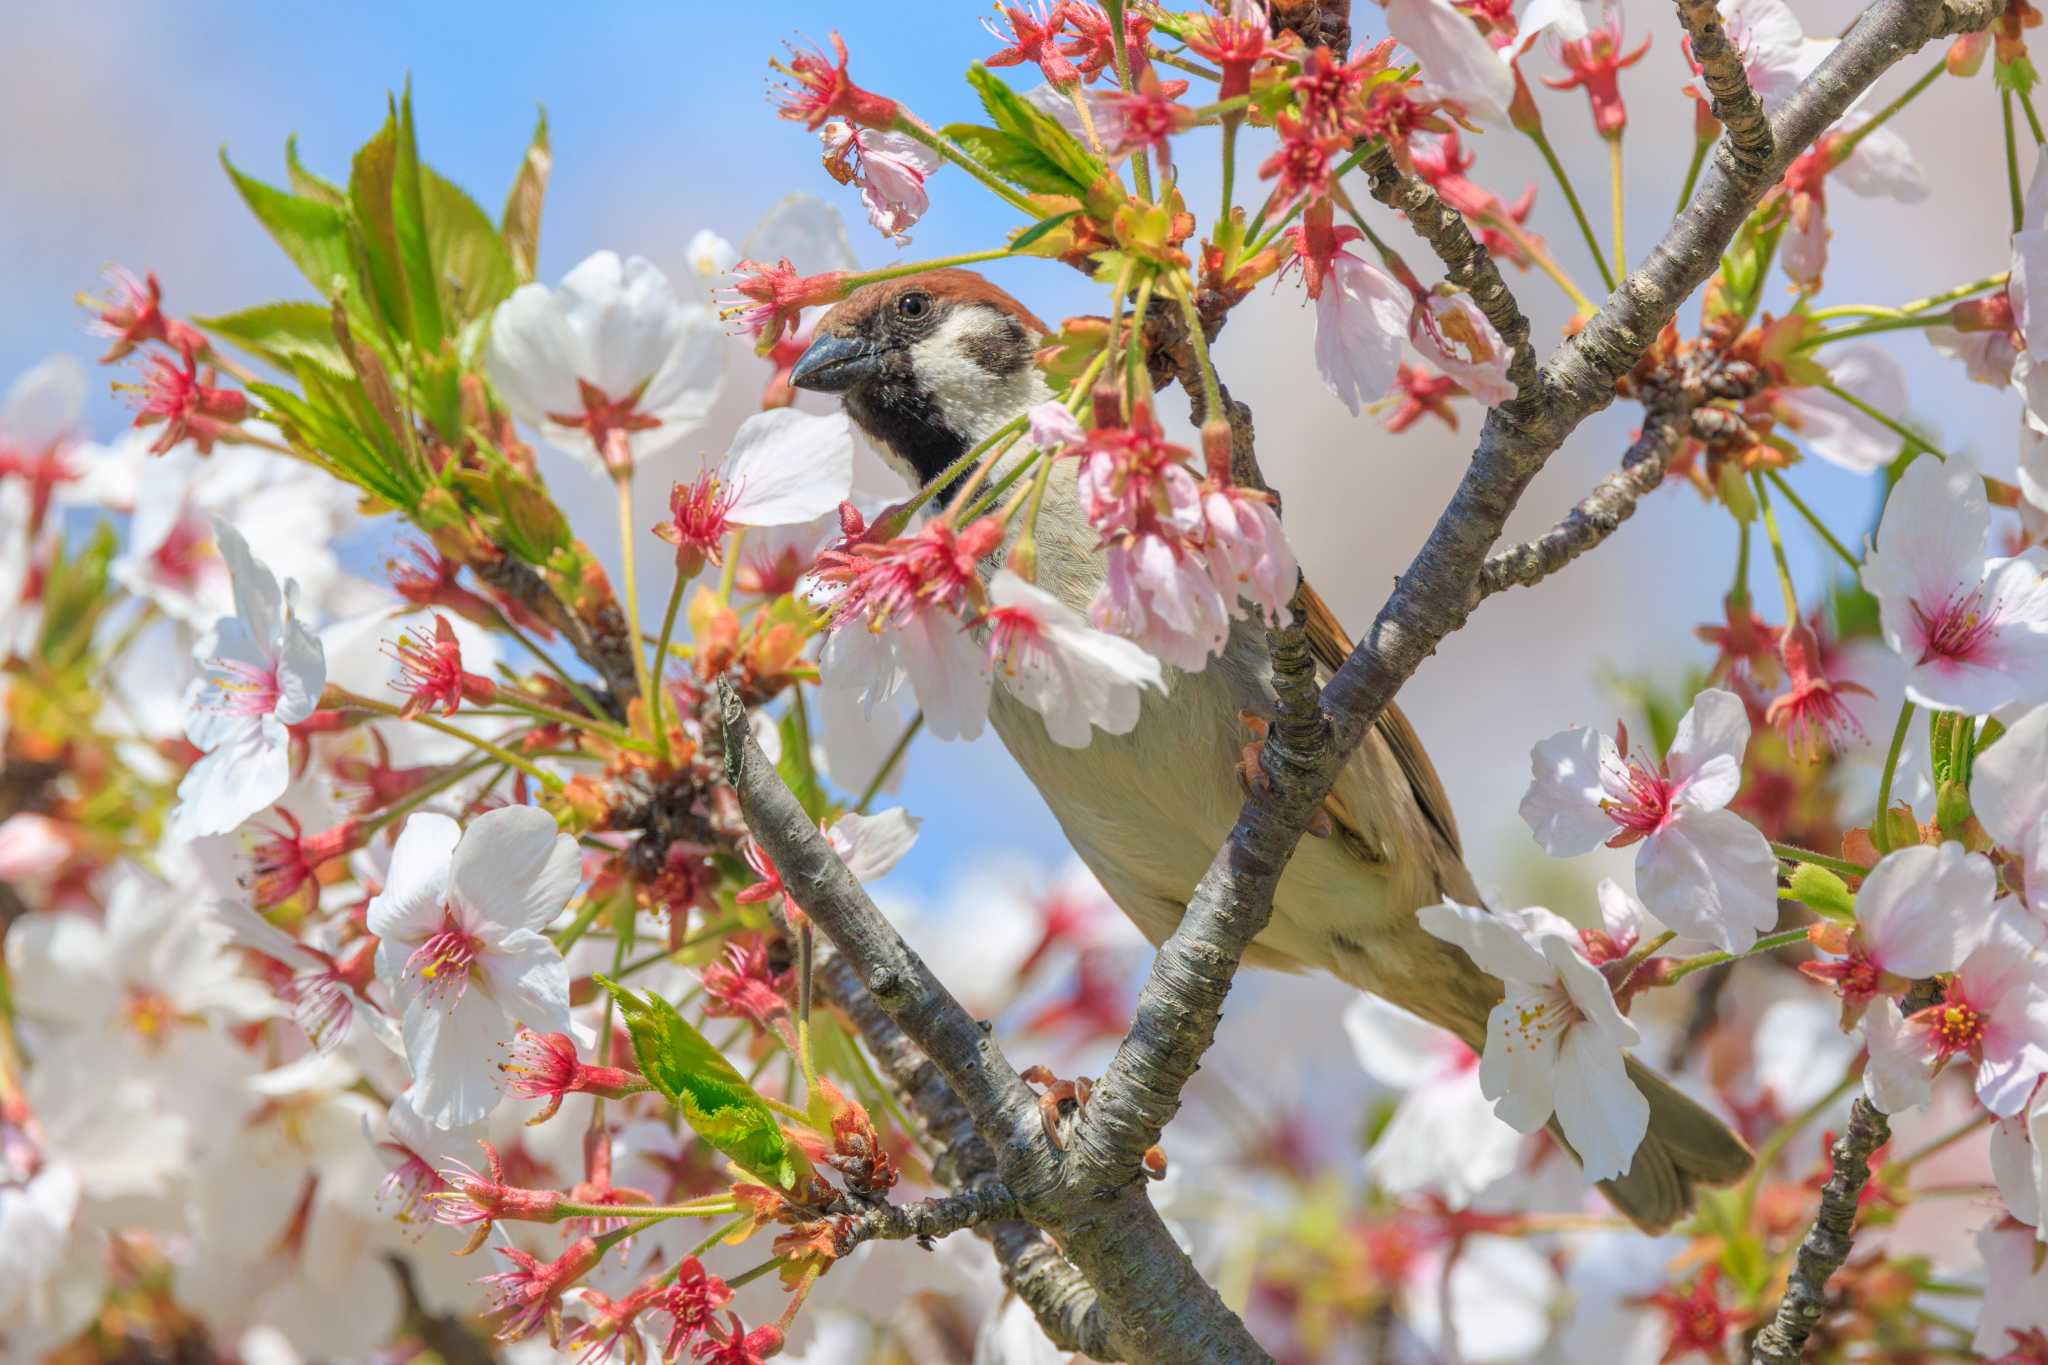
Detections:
[1306, 805, 1334, 839]
[1021, 1066, 1092, 1150]
[1236, 711, 1274, 799]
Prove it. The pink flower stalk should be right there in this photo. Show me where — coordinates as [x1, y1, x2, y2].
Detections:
[770, 32, 899, 131]
[1094, 69, 1196, 170]
[1258, 113, 1349, 214]
[478, 1236, 603, 1342]
[691, 1314, 784, 1365]
[1765, 622, 1872, 757]
[375, 1134, 451, 1228]
[389, 540, 517, 635]
[1409, 132, 1542, 267]
[435, 1139, 569, 1252]
[1283, 197, 1365, 302]
[1185, 2, 1294, 102]
[1379, 364, 1464, 432]
[81, 266, 205, 363]
[1542, 10, 1650, 136]
[658, 1259, 736, 1360]
[566, 1283, 667, 1365]
[1073, 400, 1203, 540]
[247, 808, 367, 911]
[128, 343, 247, 455]
[699, 935, 794, 1033]
[820, 122, 941, 243]
[502, 1029, 646, 1123]
[983, 1, 1079, 85]
[721, 259, 851, 347]
[388, 614, 498, 719]
[655, 471, 741, 579]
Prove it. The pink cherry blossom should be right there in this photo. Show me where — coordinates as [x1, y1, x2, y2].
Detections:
[819, 121, 942, 243]
[984, 568, 1164, 747]
[1974, 703, 2048, 926]
[1775, 344, 1910, 474]
[1800, 842, 1999, 1021]
[1860, 453, 2048, 714]
[1519, 688, 1778, 953]
[1410, 292, 1517, 408]
[1344, 995, 1523, 1206]
[1862, 909, 2048, 1116]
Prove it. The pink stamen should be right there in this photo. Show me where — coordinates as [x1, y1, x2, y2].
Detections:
[1600, 736, 1680, 846]
[404, 912, 484, 1006]
[205, 655, 282, 717]
[1912, 586, 1997, 666]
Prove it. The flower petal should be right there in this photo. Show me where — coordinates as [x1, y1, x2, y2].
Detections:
[723, 409, 856, 527]
[1419, 899, 1553, 983]
[400, 987, 509, 1129]
[478, 929, 573, 1037]
[1635, 807, 1779, 954]
[448, 805, 582, 936]
[1667, 687, 1749, 809]
[1518, 726, 1618, 857]
[1854, 842, 1998, 977]
[1550, 1025, 1650, 1183]
[368, 812, 462, 947]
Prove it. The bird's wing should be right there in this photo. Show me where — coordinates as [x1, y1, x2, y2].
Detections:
[1295, 580, 1464, 860]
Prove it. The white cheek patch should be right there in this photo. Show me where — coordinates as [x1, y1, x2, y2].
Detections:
[909, 309, 1050, 445]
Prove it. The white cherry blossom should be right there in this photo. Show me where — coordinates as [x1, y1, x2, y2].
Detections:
[1860, 453, 2048, 714]
[1973, 703, 2048, 925]
[169, 522, 327, 841]
[1862, 909, 2048, 1116]
[486, 250, 724, 478]
[368, 806, 580, 1128]
[985, 569, 1165, 748]
[1519, 688, 1779, 954]
[1417, 899, 1648, 1182]
[1989, 1086, 2047, 1231]
[1312, 250, 1413, 416]
[1776, 344, 1910, 474]
[1344, 995, 1524, 1206]
[820, 121, 942, 242]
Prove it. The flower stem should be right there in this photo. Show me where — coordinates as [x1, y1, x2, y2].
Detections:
[1526, 126, 1616, 292]
[1891, 1110, 1993, 1172]
[1607, 137, 1626, 284]
[1658, 927, 1814, 987]
[1807, 273, 2009, 323]
[2024, 86, 2047, 145]
[1176, 289, 1225, 435]
[1770, 841, 1869, 879]
[358, 757, 492, 837]
[1818, 381, 1949, 461]
[880, 415, 1025, 529]
[492, 608, 609, 722]
[2007, 86, 2027, 232]
[557, 1197, 740, 1222]
[1219, 114, 1240, 224]
[846, 246, 1023, 289]
[1751, 472, 1803, 623]
[1675, 134, 1712, 217]
[856, 713, 922, 813]
[895, 119, 1040, 217]
[1764, 471, 1860, 572]
[495, 691, 649, 753]
[1797, 313, 1952, 347]
[1835, 59, 1946, 157]
[554, 892, 616, 954]
[1738, 1069, 1857, 1223]
[1124, 272, 1156, 411]
[1488, 211, 1594, 313]
[725, 1255, 790, 1291]
[1872, 699, 1916, 852]
[650, 567, 689, 763]
[614, 475, 658, 740]
[324, 688, 563, 792]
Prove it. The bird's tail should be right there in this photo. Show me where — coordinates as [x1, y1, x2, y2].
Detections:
[1569, 1057, 1755, 1233]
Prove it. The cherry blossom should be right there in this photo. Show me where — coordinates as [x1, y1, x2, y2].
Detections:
[1196, 482, 1296, 625]
[1862, 910, 2048, 1116]
[1989, 1086, 2047, 1230]
[1717, 0, 1832, 110]
[128, 342, 247, 456]
[368, 806, 580, 1127]
[2010, 147, 2048, 427]
[1860, 452, 2048, 714]
[1344, 996, 1524, 1206]
[1289, 203, 1412, 415]
[1800, 841, 1999, 1022]
[1773, 344, 1910, 474]
[1410, 291, 1517, 408]
[1975, 1219, 2048, 1356]
[984, 568, 1165, 748]
[1976, 703, 2048, 924]
[81, 265, 205, 363]
[819, 121, 941, 243]
[1417, 899, 1648, 1182]
[1778, 117, 1929, 292]
[486, 251, 724, 478]
[169, 522, 327, 841]
[1385, 0, 1514, 123]
[654, 408, 854, 578]
[770, 32, 899, 132]
[1542, 4, 1650, 136]
[1519, 688, 1779, 954]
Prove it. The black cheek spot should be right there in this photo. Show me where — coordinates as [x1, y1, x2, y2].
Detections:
[961, 316, 1032, 378]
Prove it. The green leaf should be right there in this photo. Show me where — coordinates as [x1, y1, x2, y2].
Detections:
[284, 135, 346, 207]
[349, 110, 409, 337]
[422, 168, 518, 329]
[965, 65, 1107, 190]
[220, 150, 354, 296]
[776, 708, 828, 821]
[195, 301, 349, 375]
[939, 122, 1080, 198]
[392, 84, 447, 353]
[502, 107, 551, 282]
[1786, 863, 1855, 922]
[1009, 208, 1080, 253]
[35, 522, 116, 669]
[593, 975, 796, 1188]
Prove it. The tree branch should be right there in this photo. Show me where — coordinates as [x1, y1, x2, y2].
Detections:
[1676, 0, 1775, 178]
[720, 681, 1271, 1363]
[1748, 1097, 1891, 1362]
[1063, 0, 2001, 1200]
[833, 1184, 1018, 1254]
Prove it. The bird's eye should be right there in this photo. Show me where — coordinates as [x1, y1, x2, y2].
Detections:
[896, 291, 932, 321]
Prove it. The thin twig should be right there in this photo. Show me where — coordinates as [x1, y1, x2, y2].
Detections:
[1750, 1097, 1892, 1362]
[1676, 0, 1775, 176]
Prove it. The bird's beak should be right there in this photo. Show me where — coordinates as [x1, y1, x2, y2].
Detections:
[789, 333, 882, 394]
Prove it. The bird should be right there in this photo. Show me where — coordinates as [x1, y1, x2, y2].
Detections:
[788, 268, 1752, 1231]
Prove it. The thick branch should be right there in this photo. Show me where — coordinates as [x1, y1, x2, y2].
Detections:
[1677, 0, 1775, 177]
[1748, 1097, 1891, 1362]
[809, 941, 1110, 1357]
[1064, 0, 2000, 1197]
[720, 682, 1271, 1364]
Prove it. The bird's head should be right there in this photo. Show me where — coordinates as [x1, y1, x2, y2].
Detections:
[789, 268, 1049, 492]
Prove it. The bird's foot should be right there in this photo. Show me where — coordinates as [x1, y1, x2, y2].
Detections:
[1236, 711, 1273, 799]
[1020, 1066, 1168, 1179]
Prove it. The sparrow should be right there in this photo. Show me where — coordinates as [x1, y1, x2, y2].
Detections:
[789, 269, 1751, 1229]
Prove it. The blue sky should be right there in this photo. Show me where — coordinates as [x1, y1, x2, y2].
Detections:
[3, 2, 2027, 901]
